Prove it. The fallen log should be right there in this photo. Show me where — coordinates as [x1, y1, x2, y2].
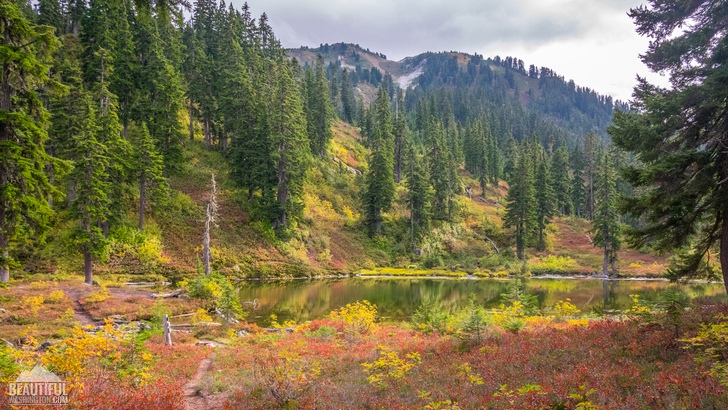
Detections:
[263, 327, 295, 333]
[152, 289, 184, 299]
[170, 322, 222, 328]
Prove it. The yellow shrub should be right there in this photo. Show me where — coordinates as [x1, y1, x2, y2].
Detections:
[253, 348, 321, 407]
[554, 298, 581, 317]
[191, 308, 213, 324]
[269, 314, 297, 330]
[362, 346, 421, 388]
[43, 322, 151, 390]
[457, 363, 484, 385]
[316, 249, 332, 264]
[138, 236, 170, 265]
[566, 319, 590, 327]
[30, 281, 52, 290]
[46, 290, 65, 304]
[330, 300, 377, 334]
[85, 286, 111, 303]
[22, 296, 44, 316]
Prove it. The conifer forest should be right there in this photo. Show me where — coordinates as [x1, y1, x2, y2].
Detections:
[1, 1, 728, 409]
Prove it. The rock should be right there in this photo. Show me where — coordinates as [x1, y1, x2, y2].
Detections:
[0, 308, 6, 314]
[92, 279, 100, 286]
[108, 315, 127, 323]
[37, 340, 53, 351]
[195, 341, 217, 348]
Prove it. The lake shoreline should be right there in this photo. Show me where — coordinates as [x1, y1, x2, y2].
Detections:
[235, 273, 722, 285]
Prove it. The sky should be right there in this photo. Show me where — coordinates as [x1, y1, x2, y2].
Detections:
[237, 0, 670, 102]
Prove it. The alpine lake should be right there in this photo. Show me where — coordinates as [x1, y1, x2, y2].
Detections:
[237, 275, 728, 327]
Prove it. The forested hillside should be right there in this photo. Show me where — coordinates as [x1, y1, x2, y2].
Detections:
[2, 1, 670, 285]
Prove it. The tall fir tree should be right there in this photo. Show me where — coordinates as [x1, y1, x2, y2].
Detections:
[69, 91, 111, 285]
[363, 87, 395, 236]
[428, 119, 458, 222]
[504, 144, 537, 260]
[270, 60, 311, 233]
[305, 55, 334, 157]
[583, 131, 601, 220]
[591, 149, 620, 276]
[406, 144, 432, 250]
[340, 68, 355, 123]
[551, 145, 573, 215]
[570, 145, 586, 218]
[611, 0, 728, 290]
[132, 123, 167, 230]
[0, 3, 60, 282]
[393, 102, 407, 183]
[133, 10, 185, 173]
[534, 158, 556, 251]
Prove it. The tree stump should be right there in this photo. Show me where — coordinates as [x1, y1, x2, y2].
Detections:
[163, 314, 172, 346]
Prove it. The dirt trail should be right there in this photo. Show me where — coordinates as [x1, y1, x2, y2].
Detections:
[184, 352, 224, 410]
[62, 286, 102, 326]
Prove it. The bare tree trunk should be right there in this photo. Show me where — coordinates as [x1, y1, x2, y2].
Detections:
[602, 244, 609, 277]
[163, 314, 172, 346]
[204, 119, 210, 149]
[0, 232, 9, 283]
[203, 174, 217, 276]
[189, 99, 194, 141]
[721, 216, 728, 295]
[138, 171, 146, 230]
[123, 121, 129, 140]
[274, 140, 288, 229]
[84, 250, 93, 284]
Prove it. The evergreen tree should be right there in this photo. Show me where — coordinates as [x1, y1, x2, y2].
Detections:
[0, 3, 59, 282]
[82, 0, 138, 138]
[363, 87, 395, 236]
[486, 123, 500, 185]
[534, 158, 556, 251]
[91, 49, 131, 235]
[551, 145, 573, 215]
[393, 103, 407, 183]
[305, 56, 334, 156]
[406, 144, 432, 249]
[270, 61, 311, 233]
[583, 131, 601, 220]
[189, 0, 217, 147]
[591, 149, 620, 276]
[428, 119, 459, 222]
[132, 123, 167, 230]
[217, 4, 253, 152]
[37, 0, 63, 35]
[69, 91, 110, 285]
[570, 145, 586, 218]
[504, 144, 536, 259]
[502, 133, 518, 182]
[611, 0, 728, 290]
[340, 68, 355, 123]
[133, 10, 185, 173]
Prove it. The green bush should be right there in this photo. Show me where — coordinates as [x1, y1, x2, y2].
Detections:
[305, 325, 337, 339]
[413, 299, 450, 334]
[182, 273, 244, 322]
[529, 255, 580, 276]
[422, 253, 444, 269]
[456, 294, 489, 344]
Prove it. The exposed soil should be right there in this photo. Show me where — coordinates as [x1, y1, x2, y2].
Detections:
[184, 351, 225, 410]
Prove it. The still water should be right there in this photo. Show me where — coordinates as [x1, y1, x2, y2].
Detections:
[237, 277, 727, 326]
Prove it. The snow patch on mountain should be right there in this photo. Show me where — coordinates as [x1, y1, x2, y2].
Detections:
[396, 59, 426, 90]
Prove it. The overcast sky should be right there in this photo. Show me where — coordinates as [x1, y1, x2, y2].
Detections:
[237, 0, 668, 102]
